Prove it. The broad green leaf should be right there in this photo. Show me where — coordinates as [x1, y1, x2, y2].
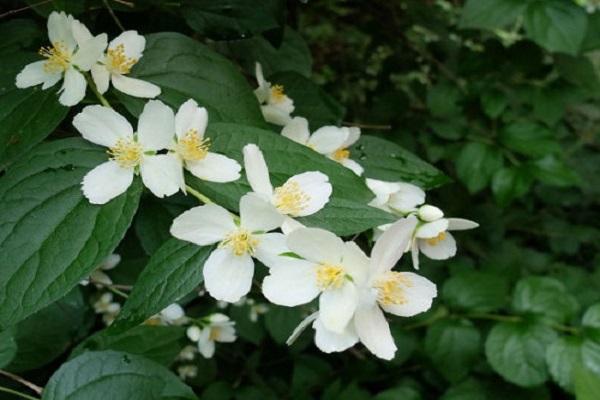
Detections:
[582, 303, 600, 329]
[0, 328, 17, 368]
[42, 350, 196, 400]
[460, 0, 527, 30]
[574, 363, 600, 400]
[491, 167, 533, 207]
[115, 32, 263, 126]
[499, 122, 561, 158]
[351, 135, 450, 189]
[427, 83, 462, 118]
[24, 0, 85, 16]
[230, 303, 267, 345]
[442, 271, 509, 313]
[374, 386, 422, 400]
[485, 321, 557, 387]
[424, 319, 481, 382]
[582, 13, 600, 51]
[456, 142, 504, 193]
[555, 54, 600, 92]
[0, 19, 41, 53]
[524, 0, 588, 55]
[529, 155, 580, 187]
[109, 239, 213, 334]
[264, 305, 304, 345]
[291, 355, 332, 395]
[582, 337, 600, 375]
[546, 336, 583, 392]
[0, 138, 141, 328]
[481, 89, 508, 119]
[441, 379, 486, 400]
[512, 276, 579, 323]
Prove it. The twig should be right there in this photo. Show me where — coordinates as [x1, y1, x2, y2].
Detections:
[342, 122, 392, 130]
[0, 370, 43, 396]
[113, 0, 135, 7]
[0, 0, 52, 18]
[103, 0, 125, 31]
[0, 386, 39, 400]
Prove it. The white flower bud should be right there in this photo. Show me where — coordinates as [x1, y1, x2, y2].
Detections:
[186, 326, 201, 342]
[418, 205, 444, 222]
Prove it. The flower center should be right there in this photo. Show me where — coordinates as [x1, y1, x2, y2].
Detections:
[39, 42, 72, 73]
[426, 231, 446, 246]
[315, 263, 346, 290]
[106, 44, 138, 74]
[270, 84, 286, 103]
[219, 229, 259, 256]
[332, 148, 350, 161]
[176, 129, 210, 161]
[374, 272, 413, 306]
[273, 181, 310, 216]
[208, 326, 221, 341]
[107, 138, 143, 168]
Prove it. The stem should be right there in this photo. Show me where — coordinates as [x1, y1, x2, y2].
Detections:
[103, 0, 125, 31]
[342, 122, 392, 130]
[0, 386, 39, 400]
[0, 370, 43, 395]
[107, 286, 129, 299]
[464, 313, 522, 323]
[84, 73, 111, 108]
[185, 185, 213, 204]
[551, 323, 580, 335]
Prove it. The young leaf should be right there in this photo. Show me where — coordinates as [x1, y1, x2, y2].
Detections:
[460, 0, 527, 30]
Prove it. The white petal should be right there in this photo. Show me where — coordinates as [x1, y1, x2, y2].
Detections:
[161, 303, 185, 321]
[215, 325, 237, 343]
[242, 144, 273, 197]
[253, 232, 290, 268]
[261, 104, 292, 126]
[137, 100, 175, 151]
[71, 19, 92, 44]
[140, 154, 182, 198]
[382, 272, 437, 317]
[388, 184, 426, 213]
[342, 241, 370, 286]
[313, 317, 359, 353]
[370, 216, 418, 276]
[111, 74, 160, 98]
[109, 30, 146, 60]
[203, 248, 254, 303]
[417, 205, 444, 222]
[81, 160, 133, 204]
[415, 219, 449, 239]
[91, 64, 110, 94]
[281, 116, 310, 145]
[41, 71, 62, 90]
[262, 260, 320, 306]
[354, 304, 396, 360]
[254, 62, 269, 104]
[175, 99, 208, 138]
[239, 193, 284, 232]
[287, 227, 345, 264]
[319, 283, 358, 333]
[342, 127, 361, 148]
[255, 62, 267, 90]
[15, 61, 53, 88]
[287, 312, 319, 346]
[48, 11, 76, 51]
[170, 203, 235, 246]
[72, 33, 107, 71]
[280, 217, 304, 234]
[186, 153, 241, 183]
[447, 218, 479, 231]
[284, 171, 332, 216]
[341, 158, 364, 176]
[419, 232, 457, 260]
[186, 326, 201, 342]
[410, 239, 420, 270]
[307, 126, 349, 154]
[58, 67, 86, 106]
[72, 105, 133, 147]
[198, 332, 215, 358]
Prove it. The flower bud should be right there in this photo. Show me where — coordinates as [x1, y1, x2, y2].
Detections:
[418, 205, 444, 222]
[186, 326, 201, 342]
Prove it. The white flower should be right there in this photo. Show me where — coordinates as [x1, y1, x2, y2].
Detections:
[242, 143, 332, 233]
[91, 30, 160, 98]
[282, 117, 364, 175]
[409, 205, 479, 269]
[254, 62, 294, 125]
[366, 178, 425, 214]
[15, 11, 107, 106]
[186, 313, 237, 358]
[177, 365, 198, 380]
[146, 303, 188, 326]
[81, 253, 120, 286]
[177, 345, 197, 361]
[93, 292, 121, 326]
[262, 227, 368, 333]
[170, 193, 288, 302]
[168, 99, 241, 183]
[73, 100, 184, 204]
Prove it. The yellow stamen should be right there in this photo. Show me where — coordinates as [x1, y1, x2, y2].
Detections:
[270, 84, 286, 103]
[219, 229, 259, 257]
[39, 42, 72, 73]
[107, 138, 143, 168]
[176, 129, 210, 161]
[209, 326, 221, 341]
[273, 181, 310, 216]
[315, 263, 346, 290]
[332, 148, 350, 161]
[106, 44, 138, 74]
[374, 272, 413, 306]
[426, 231, 446, 246]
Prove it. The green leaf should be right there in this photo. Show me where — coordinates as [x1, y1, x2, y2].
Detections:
[229, 303, 267, 345]
[555, 54, 600, 92]
[24, 0, 85, 16]
[481, 89, 508, 119]
[574, 363, 600, 400]
[427, 83, 462, 118]
[460, 0, 527, 30]
[582, 337, 600, 375]
[440, 379, 487, 400]
[529, 155, 580, 187]
[109, 239, 213, 334]
[512, 276, 579, 323]
[0, 328, 17, 368]
[0, 138, 142, 328]
[352, 135, 450, 189]
[485, 321, 557, 387]
[374, 386, 422, 400]
[134, 196, 190, 255]
[524, 0, 588, 55]
[582, 13, 600, 51]
[264, 305, 304, 345]
[491, 167, 533, 207]
[546, 336, 583, 392]
[42, 350, 196, 400]
[0, 19, 42, 53]
[115, 32, 263, 126]
[424, 319, 481, 382]
[456, 142, 504, 193]
[499, 122, 561, 158]
[583, 303, 600, 329]
[442, 271, 509, 313]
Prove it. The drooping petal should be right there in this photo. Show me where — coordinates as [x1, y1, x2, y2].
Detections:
[419, 232, 457, 260]
[341, 158, 364, 176]
[313, 317, 359, 353]
[186, 153, 241, 183]
[81, 160, 133, 204]
[239, 193, 284, 232]
[58, 67, 86, 106]
[72, 33, 107, 71]
[15, 61, 54, 89]
[72, 105, 133, 147]
[410, 239, 420, 270]
[47, 11, 76, 51]
[170, 203, 235, 246]
[307, 126, 349, 155]
[253, 232, 291, 268]
[447, 218, 479, 231]
[354, 303, 396, 360]
[175, 99, 208, 138]
[415, 219, 449, 239]
[287, 227, 345, 264]
[137, 100, 175, 151]
[254, 62, 269, 103]
[140, 154, 182, 198]
[203, 248, 254, 303]
[284, 171, 332, 216]
[388, 183, 426, 213]
[111, 74, 160, 98]
[319, 283, 358, 333]
[342, 241, 370, 286]
[262, 260, 320, 306]
[370, 216, 418, 276]
[382, 272, 437, 317]
[242, 144, 273, 197]
[281, 116, 310, 145]
[197, 329, 215, 358]
[261, 104, 293, 126]
[91, 64, 110, 94]
[280, 216, 305, 234]
[342, 127, 361, 148]
[109, 30, 146, 60]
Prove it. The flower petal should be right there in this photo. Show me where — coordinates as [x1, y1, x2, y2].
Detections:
[15, 61, 56, 89]
[91, 64, 110, 94]
[140, 154, 183, 198]
[253, 232, 291, 268]
[170, 203, 235, 246]
[58, 67, 86, 106]
[382, 272, 437, 317]
[447, 218, 479, 231]
[342, 241, 370, 286]
[281, 116, 310, 145]
[197, 330, 215, 358]
[175, 99, 208, 138]
[242, 144, 273, 197]
[410, 239, 420, 270]
[388, 183, 426, 213]
[240, 192, 284, 232]
[342, 127, 361, 148]
[109, 30, 145, 59]
[319, 283, 358, 333]
[415, 219, 449, 239]
[341, 158, 363, 176]
[262, 260, 320, 306]
[137, 99, 175, 151]
[419, 232, 457, 260]
[72, 105, 133, 147]
[203, 248, 254, 302]
[287, 227, 345, 264]
[111, 74, 160, 98]
[81, 160, 133, 204]
[307, 126, 349, 154]
[72, 33, 107, 71]
[47, 11, 76, 51]
[281, 216, 305, 234]
[261, 104, 292, 126]
[284, 171, 332, 216]
[186, 152, 241, 183]
[370, 216, 418, 276]
[313, 317, 359, 353]
[354, 303, 396, 360]
[71, 19, 92, 44]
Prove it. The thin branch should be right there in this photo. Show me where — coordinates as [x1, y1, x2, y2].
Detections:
[0, 0, 52, 18]
[103, 0, 125, 31]
[0, 386, 39, 400]
[113, 0, 135, 7]
[342, 122, 392, 130]
[0, 370, 43, 396]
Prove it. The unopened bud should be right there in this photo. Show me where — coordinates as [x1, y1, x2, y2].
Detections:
[418, 205, 444, 222]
